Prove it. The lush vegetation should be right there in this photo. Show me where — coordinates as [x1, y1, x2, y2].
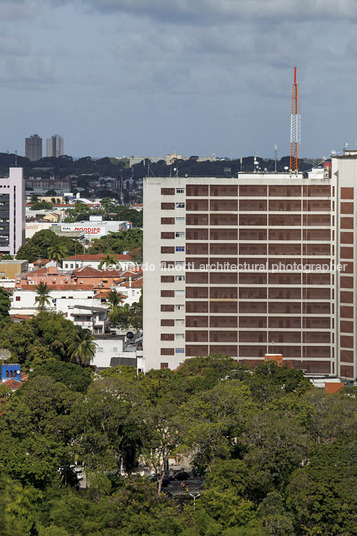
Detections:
[64, 202, 143, 228]
[15, 227, 143, 264]
[0, 332, 356, 536]
[0, 312, 95, 369]
[16, 230, 84, 263]
[30, 200, 54, 211]
[88, 228, 143, 258]
[107, 291, 143, 331]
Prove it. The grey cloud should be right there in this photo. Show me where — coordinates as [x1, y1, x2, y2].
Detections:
[80, 0, 357, 23]
[0, 56, 57, 84]
[0, 0, 43, 20]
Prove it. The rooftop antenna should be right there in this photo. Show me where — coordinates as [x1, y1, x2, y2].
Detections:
[290, 66, 301, 174]
[274, 143, 278, 172]
[14, 150, 18, 167]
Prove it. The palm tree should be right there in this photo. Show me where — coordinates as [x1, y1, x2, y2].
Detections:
[99, 253, 119, 270]
[47, 243, 69, 263]
[106, 289, 124, 308]
[66, 327, 97, 367]
[100, 197, 117, 214]
[106, 289, 124, 327]
[35, 282, 51, 311]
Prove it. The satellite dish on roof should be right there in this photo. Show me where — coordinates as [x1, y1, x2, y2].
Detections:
[0, 349, 11, 360]
[126, 332, 134, 340]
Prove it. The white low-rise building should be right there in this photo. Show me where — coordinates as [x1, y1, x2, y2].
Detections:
[113, 275, 143, 306]
[93, 333, 144, 371]
[11, 288, 109, 334]
[62, 254, 136, 272]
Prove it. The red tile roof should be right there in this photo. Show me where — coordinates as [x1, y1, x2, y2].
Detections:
[10, 313, 33, 321]
[17, 284, 94, 291]
[65, 254, 132, 261]
[3, 379, 23, 390]
[119, 269, 143, 277]
[73, 266, 103, 277]
[33, 258, 50, 266]
[121, 277, 143, 289]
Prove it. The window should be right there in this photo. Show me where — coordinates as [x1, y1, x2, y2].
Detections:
[175, 304, 185, 311]
[176, 217, 185, 222]
[175, 334, 185, 340]
[97, 347, 103, 352]
[176, 188, 185, 193]
[15, 296, 20, 301]
[176, 246, 185, 252]
[175, 275, 185, 281]
[175, 348, 185, 353]
[176, 232, 185, 238]
[176, 261, 185, 266]
[176, 203, 185, 208]
[175, 290, 185, 296]
[176, 319, 185, 325]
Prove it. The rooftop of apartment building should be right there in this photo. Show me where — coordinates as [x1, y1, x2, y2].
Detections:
[15, 264, 143, 290]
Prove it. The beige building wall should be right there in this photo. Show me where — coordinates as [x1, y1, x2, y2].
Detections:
[0, 260, 29, 279]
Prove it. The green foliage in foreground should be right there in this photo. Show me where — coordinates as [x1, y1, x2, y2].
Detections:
[0, 348, 356, 536]
[16, 229, 84, 263]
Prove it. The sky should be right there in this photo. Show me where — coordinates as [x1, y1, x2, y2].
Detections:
[1, 0, 357, 159]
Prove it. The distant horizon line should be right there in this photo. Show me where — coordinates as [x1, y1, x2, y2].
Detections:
[0, 151, 329, 162]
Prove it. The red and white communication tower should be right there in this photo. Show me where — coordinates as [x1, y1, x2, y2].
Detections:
[290, 66, 301, 173]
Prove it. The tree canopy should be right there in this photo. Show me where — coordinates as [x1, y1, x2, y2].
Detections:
[0, 343, 355, 536]
[16, 230, 84, 263]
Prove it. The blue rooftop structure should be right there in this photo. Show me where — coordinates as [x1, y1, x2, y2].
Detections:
[1, 364, 21, 383]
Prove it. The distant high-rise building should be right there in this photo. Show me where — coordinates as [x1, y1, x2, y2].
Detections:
[25, 134, 42, 161]
[0, 168, 25, 255]
[46, 134, 64, 158]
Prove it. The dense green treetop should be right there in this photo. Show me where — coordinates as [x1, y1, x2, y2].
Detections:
[0, 287, 11, 318]
[88, 228, 143, 255]
[0, 338, 355, 536]
[30, 201, 53, 211]
[16, 230, 84, 263]
[30, 361, 92, 393]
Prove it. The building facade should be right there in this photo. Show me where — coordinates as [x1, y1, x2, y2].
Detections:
[143, 155, 357, 380]
[60, 220, 132, 240]
[26, 176, 71, 194]
[0, 168, 25, 256]
[46, 134, 64, 157]
[25, 134, 42, 161]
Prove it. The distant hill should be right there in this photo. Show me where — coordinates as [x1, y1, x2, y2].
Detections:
[0, 152, 322, 180]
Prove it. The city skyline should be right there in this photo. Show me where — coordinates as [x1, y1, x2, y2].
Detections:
[1, 1, 357, 158]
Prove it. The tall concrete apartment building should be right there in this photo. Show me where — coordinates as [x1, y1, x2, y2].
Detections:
[25, 134, 42, 161]
[46, 134, 64, 157]
[143, 151, 357, 381]
[0, 168, 25, 255]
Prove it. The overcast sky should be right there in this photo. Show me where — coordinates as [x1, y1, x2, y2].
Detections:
[1, 0, 356, 159]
